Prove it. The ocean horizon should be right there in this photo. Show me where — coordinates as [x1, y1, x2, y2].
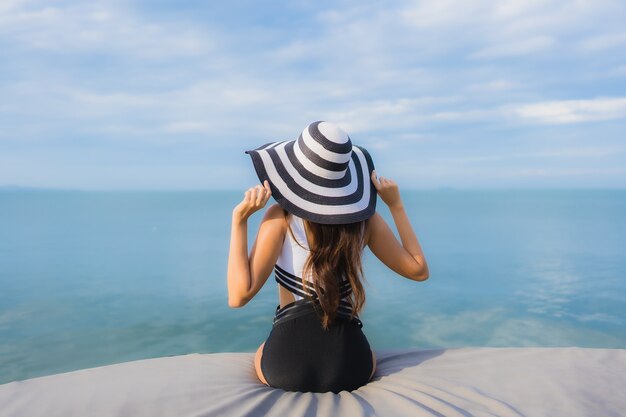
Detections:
[1, 188, 625, 384]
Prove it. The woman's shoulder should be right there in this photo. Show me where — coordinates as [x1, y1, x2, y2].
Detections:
[265, 202, 287, 216]
[264, 203, 289, 228]
[259, 204, 289, 247]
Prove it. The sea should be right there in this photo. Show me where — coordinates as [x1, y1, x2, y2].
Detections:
[1, 189, 625, 384]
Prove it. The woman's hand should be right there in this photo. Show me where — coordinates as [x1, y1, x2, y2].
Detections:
[371, 170, 403, 209]
[233, 180, 272, 222]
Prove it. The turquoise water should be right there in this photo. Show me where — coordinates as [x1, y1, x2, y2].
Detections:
[1, 189, 625, 384]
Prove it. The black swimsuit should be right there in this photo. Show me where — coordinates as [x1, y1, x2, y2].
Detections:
[260, 214, 374, 393]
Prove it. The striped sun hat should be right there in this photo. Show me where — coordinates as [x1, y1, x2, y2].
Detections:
[245, 120, 377, 225]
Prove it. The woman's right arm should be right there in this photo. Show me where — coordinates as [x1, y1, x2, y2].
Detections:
[366, 170, 429, 281]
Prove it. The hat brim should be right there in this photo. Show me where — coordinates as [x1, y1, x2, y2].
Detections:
[245, 140, 376, 225]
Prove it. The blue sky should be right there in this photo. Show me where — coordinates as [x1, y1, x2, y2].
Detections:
[1, 0, 625, 190]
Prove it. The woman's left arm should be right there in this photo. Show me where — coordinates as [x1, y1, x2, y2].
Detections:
[227, 181, 285, 307]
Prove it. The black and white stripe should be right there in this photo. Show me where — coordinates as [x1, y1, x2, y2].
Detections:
[273, 298, 360, 327]
[245, 121, 376, 225]
[274, 264, 353, 300]
[274, 266, 316, 300]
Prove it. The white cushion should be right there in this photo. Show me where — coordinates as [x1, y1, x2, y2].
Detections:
[1, 347, 624, 417]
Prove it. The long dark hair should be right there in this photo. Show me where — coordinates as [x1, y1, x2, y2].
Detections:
[286, 210, 368, 330]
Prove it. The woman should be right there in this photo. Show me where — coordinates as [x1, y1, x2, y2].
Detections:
[227, 121, 429, 393]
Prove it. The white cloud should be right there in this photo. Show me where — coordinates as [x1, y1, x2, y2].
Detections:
[466, 79, 520, 93]
[428, 108, 500, 122]
[0, 2, 216, 58]
[513, 97, 626, 124]
[400, 1, 490, 29]
[0, 0, 24, 14]
[490, 0, 553, 20]
[321, 96, 462, 133]
[162, 122, 215, 134]
[502, 167, 626, 177]
[397, 0, 626, 64]
[608, 65, 626, 76]
[0, 79, 288, 140]
[470, 36, 556, 59]
[7, 76, 623, 145]
[326, 95, 626, 129]
[580, 31, 626, 51]
[430, 145, 626, 164]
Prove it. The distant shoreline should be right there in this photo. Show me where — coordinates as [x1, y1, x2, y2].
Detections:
[1, 186, 625, 192]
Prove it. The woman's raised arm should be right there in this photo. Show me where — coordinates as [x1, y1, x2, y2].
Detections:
[367, 170, 429, 281]
[227, 182, 285, 307]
